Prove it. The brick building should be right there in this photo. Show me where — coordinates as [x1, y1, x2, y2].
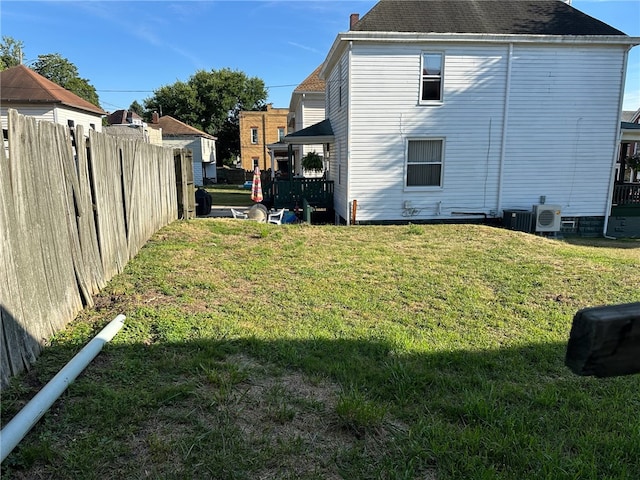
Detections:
[239, 104, 288, 171]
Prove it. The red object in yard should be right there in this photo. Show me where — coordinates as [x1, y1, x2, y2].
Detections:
[251, 166, 263, 203]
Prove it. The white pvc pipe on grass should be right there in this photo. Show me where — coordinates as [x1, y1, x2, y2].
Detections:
[0, 314, 126, 463]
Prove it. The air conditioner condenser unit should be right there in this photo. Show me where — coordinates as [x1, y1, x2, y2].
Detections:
[534, 204, 561, 232]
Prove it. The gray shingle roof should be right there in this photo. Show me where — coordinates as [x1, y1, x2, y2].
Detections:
[284, 119, 334, 144]
[351, 0, 627, 36]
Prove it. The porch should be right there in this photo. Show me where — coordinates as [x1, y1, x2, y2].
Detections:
[612, 183, 640, 215]
[613, 183, 640, 205]
[262, 177, 334, 211]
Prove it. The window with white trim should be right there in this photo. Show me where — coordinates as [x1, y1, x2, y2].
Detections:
[277, 127, 285, 142]
[250, 127, 258, 144]
[420, 53, 443, 102]
[406, 139, 443, 187]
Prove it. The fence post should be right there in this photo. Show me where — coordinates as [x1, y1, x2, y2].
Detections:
[174, 149, 195, 219]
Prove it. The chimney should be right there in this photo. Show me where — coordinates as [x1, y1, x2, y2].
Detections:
[152, 111, 159, 124]
[350, 13, 359, 30]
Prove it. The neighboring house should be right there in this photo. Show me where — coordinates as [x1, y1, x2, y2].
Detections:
[620, 108, 640, 183]
[289, 0, 639, 234]
[239, 104, 288, 171]
[106, 109, 144, 126]
[151, 113, 216, 186]
[287, 65, 327, 177]
[104, 109, 163, 146]
[0, 64, 105, 133]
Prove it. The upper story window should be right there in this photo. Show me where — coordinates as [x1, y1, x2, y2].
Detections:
[406, 139, 444, 188]
[420, 53, 443, 103]
[250, 127, 259, 144]
[277, 127, 285, 142]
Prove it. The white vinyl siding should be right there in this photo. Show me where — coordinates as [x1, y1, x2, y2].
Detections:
[54, 107, 103, 134]
[1, 105, 101, 134]
[300, 94, 326, 159]
[345, 43, 506, 221]
[501, 45, 625, 215]
[325, 40, 628, 222]
[162, 136, 216, 187]
[326, 53, 350, 219]
[1, 105, 55, 130]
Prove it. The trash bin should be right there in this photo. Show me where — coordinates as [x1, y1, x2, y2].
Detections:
[195, 188, 212, 216]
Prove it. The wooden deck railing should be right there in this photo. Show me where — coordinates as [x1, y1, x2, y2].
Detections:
[263, 177, 334, 209]
[612, 184, 640, 206]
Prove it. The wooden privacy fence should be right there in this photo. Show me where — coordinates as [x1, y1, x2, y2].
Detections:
[0, 109, 186, 388]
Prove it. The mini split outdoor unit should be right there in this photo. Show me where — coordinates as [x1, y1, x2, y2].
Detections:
[533, 204, 562, 232]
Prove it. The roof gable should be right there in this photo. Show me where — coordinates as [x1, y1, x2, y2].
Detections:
[284, 119, 334, 144]
[157, 115, 216, 139]
[0, 64, 106, 115]
[294, 64, 325, 93]
[351, 0, 627, 36]
[106, 109, 143, 125]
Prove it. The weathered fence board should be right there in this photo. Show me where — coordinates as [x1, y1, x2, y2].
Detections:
[89, 129, 129, 280]
[75, 126, 106, 295]
[175, 149, 195, 220]
[6, 112, 62, 357]
[1, 109, 180, 388]
[1, 118, 38, 387]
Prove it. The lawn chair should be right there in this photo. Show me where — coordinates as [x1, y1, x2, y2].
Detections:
[268, 208, 286, 225]
[231, 208, 248, 219]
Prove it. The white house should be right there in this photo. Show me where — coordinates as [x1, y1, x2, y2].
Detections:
[104, 109, 163, 146]
[288, 65, 327, 177]
[296, 0, 639, 234]
[151, 114, 217, 186]
[0, 64, 105, 133]
[620, 108, 640, 183]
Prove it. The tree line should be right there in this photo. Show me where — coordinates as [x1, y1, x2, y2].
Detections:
[1, 36, 268, 164]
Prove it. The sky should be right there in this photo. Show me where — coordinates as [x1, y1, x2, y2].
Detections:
[1, 0, 639, 114]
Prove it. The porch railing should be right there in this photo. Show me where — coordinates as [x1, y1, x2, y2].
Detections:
[612, 184, 640, 206]
[263, 177, 334, 209]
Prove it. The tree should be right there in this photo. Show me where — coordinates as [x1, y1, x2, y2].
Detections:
[32, 53, 100, 108]
[143, 68, 267, 164]
[129, 100, 144, 117]
[144, 80, 199, 126]
[0, 36, 24, 70]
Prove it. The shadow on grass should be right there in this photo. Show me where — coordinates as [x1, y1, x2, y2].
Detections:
[560, 236, 640, 249]
[2, 335, 639, 479]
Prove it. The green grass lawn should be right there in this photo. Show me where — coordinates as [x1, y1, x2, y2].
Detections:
[206, 185, 254, 207]
[1, 222, 639, 479]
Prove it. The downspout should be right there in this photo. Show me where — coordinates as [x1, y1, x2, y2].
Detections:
[496, 43, 513, 216]
[0, 314, 126, 462]
[603, 46, 631, 238]
[262, 113, 267, 171]
[346, 41, 353, 225]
